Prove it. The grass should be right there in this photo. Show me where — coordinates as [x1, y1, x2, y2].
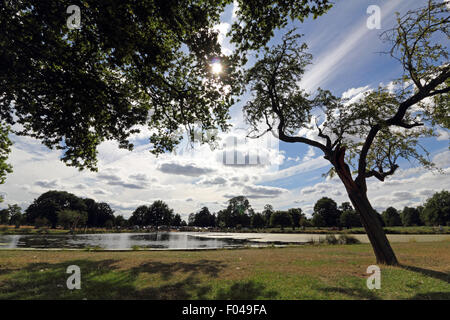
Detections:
[0, 241, 449, 300]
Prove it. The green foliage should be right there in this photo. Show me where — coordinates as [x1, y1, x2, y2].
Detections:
[34, 217, 50, 229]
[0, 0, 332, 174]
[0, 124, 12, 193]
[0, 207, 10, 224]
[171, 214, 182, 227]
[217, 196, 253, 228]
[190, 207, 216, 227]
[421, 190, 450, 226]
[230, 0, 332, 51]
[25, 190, 87, 228]
[337, 234, 360, 245]
[262, 204, 274, 227]
[84, 199, 115, 228]
[57, 209, 87, 229]
[129, 200, 174, 227]
[340, 210, 362, 228]
[269, 211, 292, 230]
[250, 213, 266, 229]
[287, 208, 304, 229]
[7, 204, 23, 228]
[400, 206, 422, 226]
[382, 207, 402, 227]
[312, 197, 341, 228]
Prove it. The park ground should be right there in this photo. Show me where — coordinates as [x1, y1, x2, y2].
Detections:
[0, 241, 449, 300]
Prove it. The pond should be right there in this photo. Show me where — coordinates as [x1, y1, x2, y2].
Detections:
[0, 232, 252, 250]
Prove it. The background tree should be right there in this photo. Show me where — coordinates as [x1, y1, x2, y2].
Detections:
[421, 191, 450, 226]
[382, 207, 402, 227]
[146, 200, 174, 228]
[312, 197, 341, 228]
[0, 124, 12, 200]
[57, 209, 87, 230]
[242, 1, 449, 265]
[171, 214, 182, 227]
[7, 204, 23, 228]
[129, 205, 148, 227]
[34, 217, 50, 229]
[340, 210, 362, 229]
[84, 200, 115, 228]
[262, 204, 274, 227]
[250, 212, 266, 229]
[400, 206, 422, 226]
[287, 208, 303, 230]
[191, 207, 216, 227]
[270, 211, 292, 230]
[114, 215, 128, 229]
[25, 190, 87, 228]
[0, 207, 10, 224]
[218, 196, 253, 228]
[339, 202, 361, 228]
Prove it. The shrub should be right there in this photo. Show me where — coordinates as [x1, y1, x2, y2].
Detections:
[337, 234, 360, 244]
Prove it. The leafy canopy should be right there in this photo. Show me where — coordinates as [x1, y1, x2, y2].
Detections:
[0, 0, 332, 173]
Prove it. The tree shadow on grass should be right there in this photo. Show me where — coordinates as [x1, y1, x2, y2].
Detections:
[215, 281, 278, 300]
[408, 292, 450, 300]
[0, 259, 227, 300]
[129, 259, 226, 281]
[399, 265, 450, 284]
[317, 286, 381, 300]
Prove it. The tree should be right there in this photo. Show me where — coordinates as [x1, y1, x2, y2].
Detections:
[287, 208, 303, 230]
[421, 191, 450, 226]
[0, 124, 12, 199]
[34, 217, 50, 228]
[340, 210, 362, 228]
[219, 196, 253, 228]
[25, 190, 87, 228]
[7, 204, 23, 228]
[57, 209, 87, 230]
[242, 1, 449, 265]
[0, 0, 331, 174]
[146, 200, 174, 228]
[400, 206, 422, 226]
[0, 207, 10, 224]
[129, 205, 148, 227]
[312, 197, 341, 227]
[382, 207, 402, 227]
[172, 214, 182, 227]
[191, 207, 216, 227]
[270, 211, 292, 230]
[114, 215, 127, 228]
[251, 213, 266, 229]
[339, 202, 361, 228]
[262, 204, 274, 227]
[84, 199, 115, 228]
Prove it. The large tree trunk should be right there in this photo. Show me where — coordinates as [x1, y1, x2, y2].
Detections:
[346, 188, 398, 265]
[332, 147, 399, 266]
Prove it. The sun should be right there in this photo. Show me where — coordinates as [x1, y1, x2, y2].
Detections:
[211, 62, 223, 74]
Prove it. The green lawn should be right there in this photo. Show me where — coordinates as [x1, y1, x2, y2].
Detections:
[0, 241, 449, 300]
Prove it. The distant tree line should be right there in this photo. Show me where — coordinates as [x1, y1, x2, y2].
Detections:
[0, 190, 449, 230]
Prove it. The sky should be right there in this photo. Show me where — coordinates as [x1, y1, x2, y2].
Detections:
[1, 0, 449, 221]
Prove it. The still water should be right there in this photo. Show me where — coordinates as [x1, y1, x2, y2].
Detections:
[0, 232, 250, 250]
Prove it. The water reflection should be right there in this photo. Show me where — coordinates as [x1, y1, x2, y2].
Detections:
[0, 232, 249, 250]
